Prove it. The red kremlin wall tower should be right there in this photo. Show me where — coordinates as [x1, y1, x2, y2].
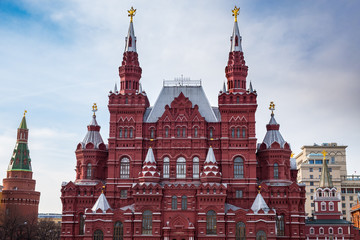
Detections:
[61, 6, 306, 240]
[0, 112, 40, 223]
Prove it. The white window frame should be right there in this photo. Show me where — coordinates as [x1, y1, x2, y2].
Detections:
[176, 157, 186, 179]
[163, 157, 170, 178]
[192, 157, 199, 179]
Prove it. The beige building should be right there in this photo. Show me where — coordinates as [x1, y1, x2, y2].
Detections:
[296, 143, 360, 221]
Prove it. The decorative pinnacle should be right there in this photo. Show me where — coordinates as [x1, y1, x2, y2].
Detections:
[23, 110, 27, 117]
[291, 152, 294, 158]
[232, 6, 240, 22]
[269, 101, 275, 116]
[322, 150, 327, 160]
[92, 103, 98, 116]
[257, 185, 262, 193]
[128, 6, 136, 23]
[102, 185, 105, 193]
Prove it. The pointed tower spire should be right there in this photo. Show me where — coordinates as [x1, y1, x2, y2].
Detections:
[114, 83, 118, 93]
[139, 147, 160, 182]
[119, 6, 142, 94]
[319, 150, 333, 188]
[8, 111, 32, 171]
[222, 81, 226, 92]
[200, 147, 222, 183]
[225, 6, 248, 93]
[249, 81, 254, 93]
[80, 103, 105, 149]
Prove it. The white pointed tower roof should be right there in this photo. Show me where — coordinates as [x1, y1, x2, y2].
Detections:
[200, 147, 221, 182]
[92, 192, 111, 212]
[124, 7, 137, 52]
[230, 6, 242, 52]
[139, 147, 160, 182]
[251, 192, 270, 214]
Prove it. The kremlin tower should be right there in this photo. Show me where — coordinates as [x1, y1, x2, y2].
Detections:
[0, 112, 40, 223]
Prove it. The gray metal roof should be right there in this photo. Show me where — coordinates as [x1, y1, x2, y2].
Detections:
[260, 115, 287, 149]
[230, 21, 242, 52]
[144, 85, 219, 122]
[81, 115, 105, 149]
[124, 21, 136, 52]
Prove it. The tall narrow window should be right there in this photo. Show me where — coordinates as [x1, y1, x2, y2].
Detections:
[163, 157, 170, 178]
[276, 215, 285, 236]
[124, 128, 128, 138]
[234, 157, 244, 179]
[321, 202, 326, 211]
[165, 127, 169, 137]
[329, 201, 334, 211]
[142, 210, 152, 235]
[181, 196, 187, 210]
[231, 128, 235, 138]
[150, 129, 154, 139]
[86, 163, 92, 179]
[79, 214, 85, 235]
[119, 129, 122, 138]
[194, 127, 198, 137]
[242, 127, 246, 138]
[235, 222, 246, 240]
[237, 128, 240, 138]
[120, 158, 130, 179]
[193, 157, 199, 179]
[172, 196, 177, 210]
[129, 128, 133, 138]
[113, 221, 123, 240]
[177, 128, 180, 137]
[93, 230, 104, 240]
[209, 128, 213, 138]
[176, 157, 186, 179]
[206, 210, 217, 235]
[256, 230, 266, 240]
[183, 127, 186, 137]
[274, 163, 279, 179]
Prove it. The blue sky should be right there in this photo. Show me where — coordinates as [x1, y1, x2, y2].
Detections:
[0, 0, 359, 213]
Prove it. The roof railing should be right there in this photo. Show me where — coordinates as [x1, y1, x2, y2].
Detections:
[163, 76, 201, 87]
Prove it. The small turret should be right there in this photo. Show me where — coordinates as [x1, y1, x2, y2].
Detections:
[139, 147, 160, 182]
[200, 147, 221, 183]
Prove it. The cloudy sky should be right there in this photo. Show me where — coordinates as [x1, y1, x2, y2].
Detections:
[0, 0, 359, 213]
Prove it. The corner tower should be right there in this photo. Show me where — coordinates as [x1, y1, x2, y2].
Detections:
[119, 6, 142, 94]
[1, 111, 40, 222]
[225, 6, 248, 93]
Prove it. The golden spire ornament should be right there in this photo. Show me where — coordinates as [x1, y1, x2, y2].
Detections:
[232, 6, 240, 22]
[92, 103, 98, 116]
[269, 101, 275, 116]
[322, 150, 327, 160]
[128, 6, 136, 22]
[23, 110, 27, 117]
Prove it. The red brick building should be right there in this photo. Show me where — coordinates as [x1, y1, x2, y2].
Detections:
[305, 151, 360, 239]
[0, 113, 40, 223]
[61, 7, 306, 240]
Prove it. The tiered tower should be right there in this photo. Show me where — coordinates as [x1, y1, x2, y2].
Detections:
[1, 112, 40, 223]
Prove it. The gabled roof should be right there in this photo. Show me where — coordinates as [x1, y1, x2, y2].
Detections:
[91, 192, 111, 212]
[251, 193, 270, 214]
[144, 85, 219, 123]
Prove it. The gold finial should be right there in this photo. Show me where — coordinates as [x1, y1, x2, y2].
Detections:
[128, 6, 136, 23]
[258, 185, 262, 193]
[23, 110, 27, 117]
[92, 103, 98, 116]
[102, 185, 105, 193]
[291, 152, 294, 158]
[269, 101, 275, 115]
[232, 6, 240, 22]
[322, 150, 327, 160]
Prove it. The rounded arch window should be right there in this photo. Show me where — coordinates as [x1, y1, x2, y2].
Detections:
[120, 157, 130, 179]
[176, 157, 186, 179]
[172, 196, 177, 210]
[181, 196, 187, 210]
[163, 157, 170, 178]
[206, 210, 216, 235]
[256, 230, 266, 240]
[113, 221, 123, 240]
[142, 210, 152, 235]
[329, 201, 334, 211]
[235, 222, 246, 240]
[234, 157, 244, 179]
[93, 229, 103, 240]
[86, 163, 92, 179]
[193, 157, 199, 179]
[274, 163, 279, 179]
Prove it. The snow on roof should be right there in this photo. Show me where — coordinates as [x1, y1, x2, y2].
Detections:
[251, 193, 270, 214]
[91, 193, 111, 212]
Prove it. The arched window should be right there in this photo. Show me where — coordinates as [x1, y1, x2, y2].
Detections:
[209, 128, 213, 138]
[93, 229, 103, 240]
[183, 127, 186, 137]
[120, 158, 130, 179]
[274, 163, 279, 179]
[142, 210, 152, 235]
[163, 157, 170, 178]
[193, 157, 199, 179]
[329, 201, 334, 211]
[176, 157, 186, 179]
[129, 128, 133, 138]
[319, 227, 324, 234]
[242, 127, 246, 138]
[172, 196, 177, 210]
[86, 163, 92, 179]
[194, 127, 198, 137]
[329, 227, 333, 234]
[235, 222, 246, 240]
[181, 196, 187, 210]
[338, 227, 343, 234]
[234, 157, 244, 179]
[113, 221, 123, 240]
[165, 127, 169, 138]
[256, 230, 266, 240]
[124, 128, 128, 138]
[231, 128, 235, 138]
[310, 227, 314, 234]
[206, 210, 217, 235]
[237, 128, 240, 138]
[276, 214, 285, 236]
[119, 129, 122, 138]
[177, 128, 181, 137]
[79, 214, 85, 235]
[321, 202, 326, 211]
[150, 129, 154, 139]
